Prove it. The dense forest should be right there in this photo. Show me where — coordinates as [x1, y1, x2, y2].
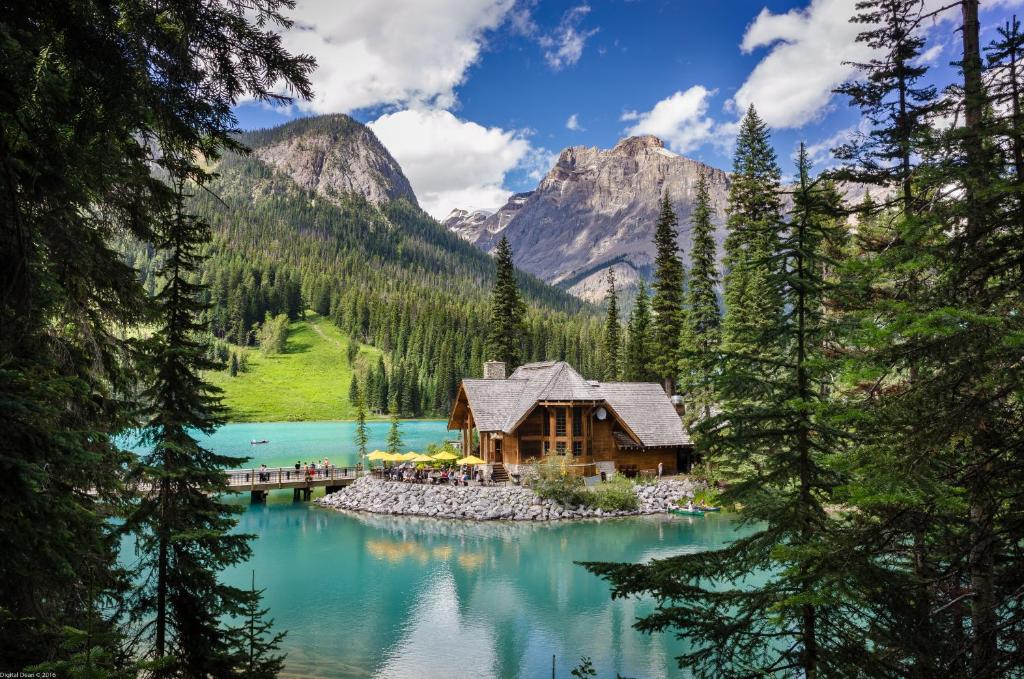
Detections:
[121, 125, 605, 418]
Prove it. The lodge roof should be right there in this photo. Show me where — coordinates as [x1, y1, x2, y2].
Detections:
[454, 361, 690, 448]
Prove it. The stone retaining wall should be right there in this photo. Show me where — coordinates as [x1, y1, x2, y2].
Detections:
[316, 476, 698, 521]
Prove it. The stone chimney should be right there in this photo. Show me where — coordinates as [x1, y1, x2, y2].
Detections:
[483, 361, 506, 380]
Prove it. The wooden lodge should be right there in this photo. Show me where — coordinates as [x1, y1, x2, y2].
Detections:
[448, 361, 693, 478]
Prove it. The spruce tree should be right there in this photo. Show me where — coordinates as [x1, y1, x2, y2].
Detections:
[584, 146, 857, 678]
[834, 0, 938, 214]
[650, 193, 686, 393]
[348, 373, 360, 405]
[354, 395, 369, 470]
[132, 173, 283, 676]
[602, 268, 622, 381]
[0, 0, 312, 667]
[486, 236, 527, 369]
[386, 398, 403, 456]
[624, 281, 655, 382]
[721, 105, 783, 354]
[678, 171, 721, 421]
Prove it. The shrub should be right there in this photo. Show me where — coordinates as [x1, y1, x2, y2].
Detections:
[528, 458, 640, 511]
[588, 476, 639, 511]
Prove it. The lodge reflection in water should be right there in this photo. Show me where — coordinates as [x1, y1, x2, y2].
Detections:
[227, 498, 749, 679]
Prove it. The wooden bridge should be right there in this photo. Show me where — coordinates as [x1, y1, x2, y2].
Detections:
[224, 465, 361, 503]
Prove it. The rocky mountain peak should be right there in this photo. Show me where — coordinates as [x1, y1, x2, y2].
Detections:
[240, 114, 418, 208]
[444, 136, 729, 303]
[611, 135, 669, 155]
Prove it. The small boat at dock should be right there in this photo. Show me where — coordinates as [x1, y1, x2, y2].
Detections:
[250, 439, 269, 445]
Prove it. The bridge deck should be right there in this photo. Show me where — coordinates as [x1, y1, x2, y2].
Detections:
[225, 466, 360, 492]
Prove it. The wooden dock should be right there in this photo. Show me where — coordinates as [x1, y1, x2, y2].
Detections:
[225, 466, 361, 502]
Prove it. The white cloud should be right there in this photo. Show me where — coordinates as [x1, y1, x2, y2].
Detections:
[731, 0, 1024, 130]
[566, 113, 582, 131]
[621, 86, 721, 153]
[731, 0, 868, 129]
[278, 0, 517, 113]
[368, 109, 535, 218]
[539, 5, 599, 70]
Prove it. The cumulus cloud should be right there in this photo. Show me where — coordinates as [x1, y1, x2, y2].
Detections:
[539, 5, 599, 70]
[368, 109, 535, 218]
[732, 0, 1024, 130]
[278, 0, 517, 113]
[731, 0, 868, 129]
[566, 113, 582, 131]
[621, 86, 721, 153]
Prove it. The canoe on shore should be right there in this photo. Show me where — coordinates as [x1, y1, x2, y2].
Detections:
[697, 505, 721, 512]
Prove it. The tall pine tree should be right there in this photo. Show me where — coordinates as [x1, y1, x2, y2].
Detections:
[650, 193, 686, 394]
[486, 236, 527, 369]
[585, 146, 857, 678]
[624, 281, 655, 382]
[721, 105, 783, 354]
[679, 171, 721, 421]
[602, 268, 622, 381]
[132, 170, 283, 676]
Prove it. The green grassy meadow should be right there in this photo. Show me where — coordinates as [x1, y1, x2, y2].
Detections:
[206, 312, 382, 422]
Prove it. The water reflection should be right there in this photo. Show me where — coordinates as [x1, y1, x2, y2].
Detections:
[225, 500, 749, 679]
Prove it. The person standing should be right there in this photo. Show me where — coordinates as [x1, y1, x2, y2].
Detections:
[658, 461, 663, 479]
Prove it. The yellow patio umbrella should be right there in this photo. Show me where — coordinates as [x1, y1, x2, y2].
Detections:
[431, 451, 458, 461]
[367, 450, 390, 461]
[456, 455, 486, 465]
[400, 451, 421, 461]
[410, 454, 434, 463]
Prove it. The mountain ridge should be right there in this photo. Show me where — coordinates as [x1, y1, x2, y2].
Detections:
[443, 135, 730, 302]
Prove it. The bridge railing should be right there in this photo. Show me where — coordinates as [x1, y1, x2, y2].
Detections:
[224, 466, 361, 487]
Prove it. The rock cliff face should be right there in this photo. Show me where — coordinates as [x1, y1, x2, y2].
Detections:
[444, 135, 729, 302]
[246, 114, 418, 208]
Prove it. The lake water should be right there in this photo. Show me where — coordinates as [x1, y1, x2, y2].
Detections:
[123, 421, 749, 678]
[122, 420, 453, 470]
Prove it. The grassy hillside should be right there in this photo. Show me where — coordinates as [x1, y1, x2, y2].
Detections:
[206, 312, 382, 422]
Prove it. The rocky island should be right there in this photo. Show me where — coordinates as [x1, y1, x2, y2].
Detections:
[317, 476, 700, 521]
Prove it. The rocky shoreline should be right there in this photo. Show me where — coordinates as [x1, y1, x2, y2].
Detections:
[316, 476, 699, 521]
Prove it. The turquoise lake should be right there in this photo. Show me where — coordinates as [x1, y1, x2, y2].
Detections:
[122, 421, 747, 678]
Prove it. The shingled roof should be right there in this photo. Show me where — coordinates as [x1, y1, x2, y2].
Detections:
[453, 361, 689, 448]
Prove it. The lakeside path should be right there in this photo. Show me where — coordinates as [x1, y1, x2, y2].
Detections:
[318, 476, 699, 521]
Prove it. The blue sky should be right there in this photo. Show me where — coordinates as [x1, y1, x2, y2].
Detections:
[233, 0, 1020, 218]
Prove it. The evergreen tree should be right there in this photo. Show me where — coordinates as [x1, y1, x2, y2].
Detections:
[679, 171, 721, 421]
[132, 173, 283, 675]
[834, 0, 938, 214]
[650, 193, 686, 393]
[624, 281, 655, 382]
[602, 268, 622, 381]
[486, 236, 527, 369]
[386, 398, 403, 456]
[354, 395, 369, 468]
[231, 572, 286, 679]
[229, 352, 239, 377]
[0, 0, 312, 668]
[721, 105, 783, 354]
[584, 146, 855, 678]
[348, 373, 360, 405]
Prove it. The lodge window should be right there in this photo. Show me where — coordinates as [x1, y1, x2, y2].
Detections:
[543, 409, 550, 436]
[556, 442, 566, 455]
[555, 409, 566, 436]
[573, 409, 582, 436]
[543, 441, 551, 454]
[572, 441, 582, 456]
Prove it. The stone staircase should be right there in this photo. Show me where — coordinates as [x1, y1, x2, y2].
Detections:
[490, 463, 510, 484]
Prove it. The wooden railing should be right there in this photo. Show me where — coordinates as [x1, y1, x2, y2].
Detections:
[225, 466, 360, 487]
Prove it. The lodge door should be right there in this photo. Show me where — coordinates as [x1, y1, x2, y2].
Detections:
[494, 438, 503, 463]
